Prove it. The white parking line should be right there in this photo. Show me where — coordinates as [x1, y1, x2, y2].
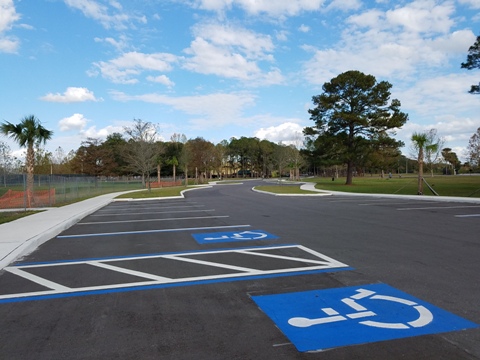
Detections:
[5, 267, 70, 291]
[89, 209, 215, 217]
[87, 261, 171, 281]
[97, 204, 205, 212]
[455, 214, 480, 218]
[79, 215, 229, 225]
[57, 225, 251, 238]
[397, 205, 480, 211]
[358, 201, 438, 206]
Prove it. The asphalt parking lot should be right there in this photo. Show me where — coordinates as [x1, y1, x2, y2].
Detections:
[0, 181, 479, 359]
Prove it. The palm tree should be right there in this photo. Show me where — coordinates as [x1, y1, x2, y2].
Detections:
[0, 115, 53, 206]
[411, 131, 439, 195]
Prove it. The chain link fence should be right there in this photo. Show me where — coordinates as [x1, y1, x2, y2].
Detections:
[0, 174, 145, 210]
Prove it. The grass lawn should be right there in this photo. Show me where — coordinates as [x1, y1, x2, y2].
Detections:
[0, 210, 43, 225]
[308, 175, 480, 197]
[115, 186, 190, 199]
[254, 185, 322, 195]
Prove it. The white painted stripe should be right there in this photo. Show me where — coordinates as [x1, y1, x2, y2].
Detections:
[87, 261, 171, 282]
[79, 215, 229, 225]
[398, 205, 480, 211]
[455, 214, 480, 218]
[57, 225, 251, 238]
[163, 255, 257, 272]
[322, 308, 339, 316]
[235, 249, 331, 265]
[5, 267, 70, 291]
[98, 204, 204, 212]
[359, 320, 409, 329]
[347, 311, 376, 319]
[342, 298, 367, 311]
[358, 201, 438, 206]
[296, 245, 349, 268]
[90, 209, 215, 217]
[351, 289, 375, 300]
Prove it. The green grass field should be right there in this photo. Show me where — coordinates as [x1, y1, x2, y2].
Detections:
[114, 186, 189, 199]
[0, 210, 43, 224]
[307, 175, 480, 197]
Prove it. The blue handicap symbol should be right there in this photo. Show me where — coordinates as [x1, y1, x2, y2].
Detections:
[192, 230, 278, 244]
[251, 283, 478, 352]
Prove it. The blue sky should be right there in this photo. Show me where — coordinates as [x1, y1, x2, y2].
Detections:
[0, 0, 479, 161]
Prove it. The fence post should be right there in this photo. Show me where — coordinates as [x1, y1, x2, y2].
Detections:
[23, 173, 26, 211]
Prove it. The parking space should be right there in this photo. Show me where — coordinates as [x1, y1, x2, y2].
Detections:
[0, 244, 350, 303]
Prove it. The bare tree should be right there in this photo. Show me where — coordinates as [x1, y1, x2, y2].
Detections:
[123, 119, 163, 188]
[467, 127, 480, 169]
[0, 141, 13, 187]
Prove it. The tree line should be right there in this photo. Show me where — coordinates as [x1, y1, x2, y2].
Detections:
[2, 61, 480, 199]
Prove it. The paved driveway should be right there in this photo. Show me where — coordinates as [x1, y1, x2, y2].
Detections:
[0, 181, 479, 359]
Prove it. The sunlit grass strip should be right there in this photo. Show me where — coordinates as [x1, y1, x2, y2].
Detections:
[312, 175, 480, 197]
[0, 211, 43, 225]
[254, 185, 321, 195]
[115, 186, 188, 199]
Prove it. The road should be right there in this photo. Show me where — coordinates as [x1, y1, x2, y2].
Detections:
[0, 180, 479, 359]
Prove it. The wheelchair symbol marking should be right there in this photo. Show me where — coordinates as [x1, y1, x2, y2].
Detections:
[288, 288, 434, 330]
[192, 229, 278, 244]
[203, 231, 269, 241]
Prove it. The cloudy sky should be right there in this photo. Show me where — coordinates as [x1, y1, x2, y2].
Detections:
[0, 0, 478, 160]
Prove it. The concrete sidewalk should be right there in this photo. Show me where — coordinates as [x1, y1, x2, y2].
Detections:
[0, 192, 129, 270]
[300, 182, 480, 203]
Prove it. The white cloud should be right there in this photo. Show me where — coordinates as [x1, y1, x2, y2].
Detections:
[58, 113, 89, 131]
[298, 24, 310, 33]
[302, 3, 476, 84]
[110, 90, 256, 128]
[94, 35, 129, 51]
[63, 0, 146, 30]
[0, 0, 19, 32]
[385, 1, 455, 34]
[347, 1, 456, 34]
[183, 23, 284, 85]
[0, 0, 20, 53]
[255, 122, 305, 146]
[276, 30, 289, 41]
[193, 0, 326, 17]
[325, 0, 362, 12]
[90, 51, 178, 84]
[146, 75, 175, 87]
[82, 124, 124, 139]
[458, 0, 480, 9]
[41, 87, 101, 103]
[396, 74, 480, 117]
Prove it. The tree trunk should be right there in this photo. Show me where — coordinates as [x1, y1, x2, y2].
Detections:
[346, 161, 354, 185]
[417, 148, 424, 195]
[173, 164, 176, 182]
[26, 144, 35, 207]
